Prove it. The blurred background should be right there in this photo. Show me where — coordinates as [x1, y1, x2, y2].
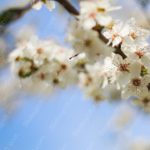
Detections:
[0, 0, 150, 150]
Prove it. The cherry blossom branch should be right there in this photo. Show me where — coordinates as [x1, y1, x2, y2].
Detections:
[97, 26, 127, 59]
[61, 0, 126, 58]
[8, 0, 150, 110]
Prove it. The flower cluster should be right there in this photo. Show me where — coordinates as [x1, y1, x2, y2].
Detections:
[68, 21, 113, 62]
[67, 0, 150, 106]
[102, 18, 150, 107]
[9, 0, 150, 109]
[9, 37, 76, 93]
[78, 0, 121, 30]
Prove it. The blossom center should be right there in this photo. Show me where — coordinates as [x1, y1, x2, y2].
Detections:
[97, 8, 106, 13]
[60, 63, 67, 70]
[39, 73, 45, 80]
[130, 32, 137, 39]
[37, 48, 44, 54]
[135, 50, 144, 58]
[89, 12, 96, 18]
[142, 97, 150, 105]
[84, 39, 92, 47]
[84, 76, 92, 86]
[119, 63, 129, 72]
[132, 78, 141, 87]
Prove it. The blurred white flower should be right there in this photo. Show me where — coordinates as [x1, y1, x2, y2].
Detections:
[68, 21, 113, 61]
[32, 0, 55, 11]
[78, 57, 115, 101]
[9, 36, 76, 93]
[134, 92, 150, 112]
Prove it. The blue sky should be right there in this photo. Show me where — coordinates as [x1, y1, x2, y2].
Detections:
[0, 1, 150, 150]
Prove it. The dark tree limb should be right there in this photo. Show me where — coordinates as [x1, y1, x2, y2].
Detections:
[93, 25, 127, 59]
[0, 7, 29, 27]
[55, 0, 79, 15]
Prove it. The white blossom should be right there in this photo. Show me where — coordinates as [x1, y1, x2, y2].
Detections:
[78, 63, 105, 101]
[9, 36, 76, 93]
[32, 0, 55, 11]
[78, 57, 116, 101]
[122, 74, 150, 99]
[102, 20, 130, 47]
[78, 0, 120, 29]
[103, 18, 150, 47]
[68, 21, 113, 62]
[122, 43, 150, 69]
[112, 54, 131, 86]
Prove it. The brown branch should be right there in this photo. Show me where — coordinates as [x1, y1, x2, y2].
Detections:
[54, 0, 79, 15]
[93, 25, 127, 59]
[0, 1, 38, 28]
